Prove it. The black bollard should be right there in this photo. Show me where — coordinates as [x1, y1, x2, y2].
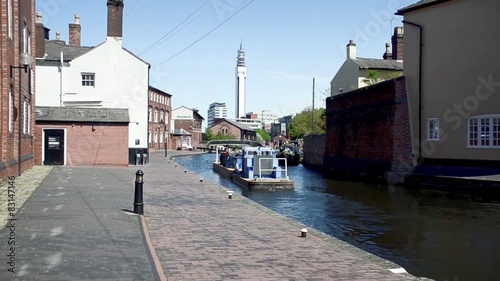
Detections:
[134, 170, 144, 215]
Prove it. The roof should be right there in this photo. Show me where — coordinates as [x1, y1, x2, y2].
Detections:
[35, 106, 129, 123]
[41, 40, 150, 66]
[352, 58, 403, 71]
[396, 0, 452, 15]
[149, 85, 172, 97]
[214, 119, 254, 131]
[43, 40, 94, 61]
[172, 128, 191, 136]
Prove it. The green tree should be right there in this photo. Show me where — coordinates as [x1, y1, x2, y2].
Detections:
[255, 129, 271, 142]
[362, 70, 382, 85]
[204, 128, 214, 141]
[289, 107, 325, 139]
[214, 132, 237, 140]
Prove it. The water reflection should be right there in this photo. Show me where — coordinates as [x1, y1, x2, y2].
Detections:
[173, 153, 500, 281]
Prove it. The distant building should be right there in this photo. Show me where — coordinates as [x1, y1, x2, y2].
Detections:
[330, 27, 404, 96]
[246, 110, 277, 131]
[235, 43, 247, 118]
[207, 102, 227, 128]
[209, 119, 256, 141]
[148, 86, 172, 152]
[172, 106, 204, 149]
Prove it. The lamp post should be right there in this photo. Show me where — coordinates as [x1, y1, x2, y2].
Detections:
[11, 53, 32, 176]
[160, 119, 167, 158]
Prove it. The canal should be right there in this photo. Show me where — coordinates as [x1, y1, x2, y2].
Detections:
[173, 153, 500, 281]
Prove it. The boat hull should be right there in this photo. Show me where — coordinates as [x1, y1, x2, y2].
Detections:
[213, 162, 294, 190]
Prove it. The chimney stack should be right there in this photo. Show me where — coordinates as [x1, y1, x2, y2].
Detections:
[55, 31, 66, 45]
[347, 40, 356, 60]
[383, 43, 392, 60]
[69, 14, 81, 47]
[391, 27, 404, 61]
[107, 0, 124, 38]
[35, 12, 48, 58]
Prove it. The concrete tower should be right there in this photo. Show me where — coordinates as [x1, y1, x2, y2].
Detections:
[235, 42, 247, 118]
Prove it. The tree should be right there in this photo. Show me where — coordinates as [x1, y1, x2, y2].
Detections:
[362, 70, 382, 85]
[289, 107, 326, 139]
[204, 128, 237, 141]
[204, 128, 214, 141]
[255, 129, 271, 143]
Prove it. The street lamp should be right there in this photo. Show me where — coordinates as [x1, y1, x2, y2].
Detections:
[11, 52, 32, 176]
[160, 119, 167, 158]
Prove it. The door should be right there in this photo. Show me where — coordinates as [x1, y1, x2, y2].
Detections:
[44, 129, 65, 165]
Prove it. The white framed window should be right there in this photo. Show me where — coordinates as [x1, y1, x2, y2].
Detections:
[160, 111, 164, 123]
[468, 115, 500, 148]
[427, 118, 439, 140]
[8, 0, 13, 38]
[159, 132, 163, 144]
[148, 131, 151, 143]
[148, 107, 152, 122]
[27, 102, 31, 135]
[154, 110, 158, 122]
[23, 101, 27, 134]
[8, 91, 14, 132]
[81, 73, 95, 86]
[153, 131, 157, 144]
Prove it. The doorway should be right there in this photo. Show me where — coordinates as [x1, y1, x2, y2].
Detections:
[44, 129, 65, 165]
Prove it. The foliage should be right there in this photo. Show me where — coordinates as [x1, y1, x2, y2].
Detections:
[255, 129, 271, 142]
[289, 107, 326, 139]
[362, 70, 382, 85]
[204, 128, 237, 141]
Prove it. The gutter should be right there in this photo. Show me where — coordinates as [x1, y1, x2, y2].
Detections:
[402, 20, 424, 163]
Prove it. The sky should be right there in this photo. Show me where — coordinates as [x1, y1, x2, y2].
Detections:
[36, 0, 416, 128]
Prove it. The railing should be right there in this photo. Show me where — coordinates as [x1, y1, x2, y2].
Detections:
[258, 157, 288, 180]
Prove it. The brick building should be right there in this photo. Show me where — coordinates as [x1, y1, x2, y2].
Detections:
[0, 0, 36, 178]
[209, 119, 256, 142]
[35, 1, 150, 166]
[148, 86, 172, 152]
[172, 106, 204, 149]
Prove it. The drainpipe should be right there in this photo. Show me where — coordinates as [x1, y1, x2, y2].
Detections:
[402, 20, 423, 163]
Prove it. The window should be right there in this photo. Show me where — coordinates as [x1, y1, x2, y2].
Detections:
[160, 111, 164, 123]
[27, 102, 31, 135]
[148, 107, 152, 122]
[153, 131, 157, 144]
[427, 118, 439, 140]
[8, 0, 13, 38]
[159, 132, 163, 144]
[148, 131, 151, 143]
[468, 116, 500, 148]
[81, 73, 95, 86]
[8, 91, 13, 132]
[23, 101, 27, 134]
[154, 110, 158, 122]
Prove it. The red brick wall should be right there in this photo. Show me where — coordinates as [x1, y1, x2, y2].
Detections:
[35, 123, 129, 166]
[0, 0, 36, 180]
[174, 118, 204, 148]
[325, 77, 412, 180]
[148, 88, 172, 150]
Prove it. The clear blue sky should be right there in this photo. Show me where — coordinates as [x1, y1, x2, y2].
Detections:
[36, 0, 415, 128]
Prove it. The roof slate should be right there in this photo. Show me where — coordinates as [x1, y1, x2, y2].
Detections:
[352, 58, 403, 71]
[220, 119, 254, 131]
[43, 40, 94, 61]
[35, 106, 129, 123]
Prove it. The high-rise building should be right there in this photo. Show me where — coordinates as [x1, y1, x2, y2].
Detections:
[235, 42, 246, 118]
[207, 102, 227, 127]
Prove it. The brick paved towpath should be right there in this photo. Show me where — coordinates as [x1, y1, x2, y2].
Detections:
[143, 151, 431, 281]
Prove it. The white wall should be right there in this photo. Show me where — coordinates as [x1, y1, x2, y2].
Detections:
[36, 37, 149, 149]
[330, 59, 360, 95]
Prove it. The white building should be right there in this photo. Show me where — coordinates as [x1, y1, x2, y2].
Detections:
[235, 43, 247, 118]
[207, 102, 227, 128]
[34, 1, 150, 166]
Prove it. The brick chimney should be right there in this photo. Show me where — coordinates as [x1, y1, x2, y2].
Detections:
[107, 0, 124, 38]
[347, 40, 356, 60]
[69, 14, 81, 47]
[35, 12, 49, 58]
[54, 31, 66, 45]
[383, 43, 392, 60]
[391, 27, 404, 61]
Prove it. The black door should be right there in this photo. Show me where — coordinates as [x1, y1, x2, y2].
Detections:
[44, 129, 65, 165]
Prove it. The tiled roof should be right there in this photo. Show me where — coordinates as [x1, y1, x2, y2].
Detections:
[214, 119, 254, 131]
[172, 128, 191, 136]
[352, 58, 403, 71]
[396, 0, 452, 14]
[35, 106, 129, 122]
[43, 40, 94, 61]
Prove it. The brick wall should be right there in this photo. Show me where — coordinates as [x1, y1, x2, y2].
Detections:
[0, 0, 36, 180]
[324, 77, 413, 182]
[302, 134, 325, 169]
[174, 118, 204, 148]
[35, 123, 129, 166]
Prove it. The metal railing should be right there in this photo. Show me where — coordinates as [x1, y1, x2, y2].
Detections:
[257, 157, 288, 180]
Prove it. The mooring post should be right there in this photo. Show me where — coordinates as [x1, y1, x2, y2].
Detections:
[134, 170, 144, 215]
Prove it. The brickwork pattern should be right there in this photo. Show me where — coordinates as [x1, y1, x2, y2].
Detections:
[0, 0, 36, 181]
[142, 152, 423, 280]
[107, 0, 123, 37]
[302, 133, 325, 167]
[69, 23, 81, 46]
[35, 123, 129, 166]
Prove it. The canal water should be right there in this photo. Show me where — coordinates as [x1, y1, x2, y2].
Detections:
[173, 153, 500, 281]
